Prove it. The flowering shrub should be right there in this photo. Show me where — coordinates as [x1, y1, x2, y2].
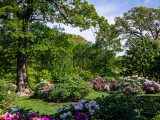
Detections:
[34, 80, 53, 99]
[108, 80, 118, 91]
[56, 100, 99, 120]
[27, 113, 53, 120]
[0, 112, 57, 120]
[142, 79, 160, 94]
[89, 77, 110, 91]
[34, 76, 91, 102]
[118, 75, 144, 95]
[0, 112, 23, 120]
[89, 77, 118, 91]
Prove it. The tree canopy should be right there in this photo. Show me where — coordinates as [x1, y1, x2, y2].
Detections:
[115, 6, 160, 42]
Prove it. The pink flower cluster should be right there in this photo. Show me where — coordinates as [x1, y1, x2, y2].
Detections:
[41, 86, 51, 94]
[27, 113, 52, 120]
[142, 79, 160, 94]
[89, 77, 117, 91]
[89, 77, 108, 91]
[0, 112, 22, 120]
[0, 113, 59, 120]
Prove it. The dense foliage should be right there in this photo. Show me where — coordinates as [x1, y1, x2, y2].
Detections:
[96, 95, 160, 120]
[34, 75, 92, 102]
[49, 79, 91, 102]
[0, 80, 14, 111]
[123, 39, 160, 79]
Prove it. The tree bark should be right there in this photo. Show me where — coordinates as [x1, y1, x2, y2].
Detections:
[16, 18, 30, 94]
[16, 50, 28, 93]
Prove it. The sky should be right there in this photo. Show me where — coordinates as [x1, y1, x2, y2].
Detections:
[56, 0, 160, 43]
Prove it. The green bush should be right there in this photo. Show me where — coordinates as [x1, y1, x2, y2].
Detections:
[49, 75, 92, 102]
[0, 80, 14, 110]
[79, 70, 93, 81]
[28, 67, 37, 90]
[95, 95, 160, 120]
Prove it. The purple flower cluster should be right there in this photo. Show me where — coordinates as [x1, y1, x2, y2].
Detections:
[89, 77, 117, 91]
[75, 112, 89, 120]
[89, 77, 109, 91]
[142, 79, 160, 94]
[28, 113, 53, 120]
[0, 112, 61, 120]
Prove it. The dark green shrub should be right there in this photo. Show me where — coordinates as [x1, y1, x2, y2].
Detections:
[49, 75, 92, 102]
[95, 95, 160, 120]
[79, 70, 93, 81]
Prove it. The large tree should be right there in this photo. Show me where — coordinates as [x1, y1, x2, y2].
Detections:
[115, 6, 160, 78]
[115, 6, 160, 42]
[0, 0, 106, 94]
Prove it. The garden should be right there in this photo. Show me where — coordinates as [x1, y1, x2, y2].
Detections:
[0, 0, 160, 120]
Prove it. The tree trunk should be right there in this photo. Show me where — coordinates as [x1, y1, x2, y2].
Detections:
[15, 0, 33, 95]
[16, 21, 31, 95]
[16, 50, 28, 93]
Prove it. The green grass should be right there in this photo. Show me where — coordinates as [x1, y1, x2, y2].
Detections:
[14, 91, 109, 115]
[140, 93, 160, 97]
[85, 91, 109, 99]
[14, 97, 69, 115]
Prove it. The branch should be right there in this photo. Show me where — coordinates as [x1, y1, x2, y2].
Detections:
[52, 1, 72, 24]
[29, 18, 45, 23]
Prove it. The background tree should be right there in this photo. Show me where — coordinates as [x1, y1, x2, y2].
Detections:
[115, 6, 160, 79]
[115, 6, 160, 42]
[123, 39, 160, 78]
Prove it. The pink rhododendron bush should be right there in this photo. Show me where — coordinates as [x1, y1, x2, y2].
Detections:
[0, 112, 54, 120]
[89, 76, 117, 91]
[34, 80, 53, 100]
[142, 79, 160, 94]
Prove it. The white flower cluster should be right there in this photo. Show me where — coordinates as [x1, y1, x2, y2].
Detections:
[119, 75, 144, 95]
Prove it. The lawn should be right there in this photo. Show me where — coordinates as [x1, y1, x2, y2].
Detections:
[14, 91, 109, 115]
